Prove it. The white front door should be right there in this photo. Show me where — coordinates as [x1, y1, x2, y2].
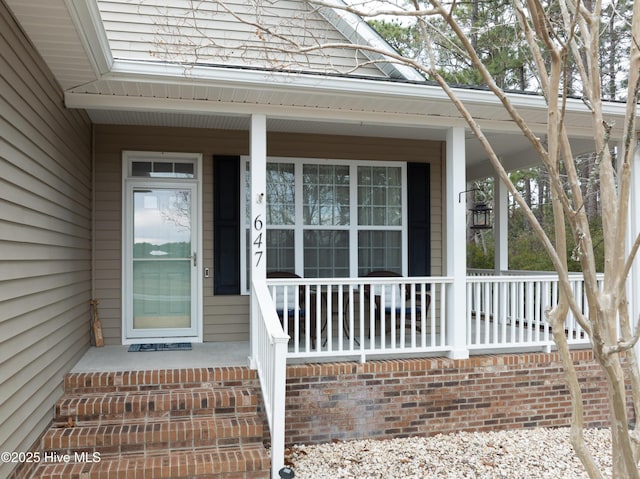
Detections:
[122, 153, 202, 343]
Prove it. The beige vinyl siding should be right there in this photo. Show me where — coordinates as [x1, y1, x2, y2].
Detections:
[0, 3, 92, 478]
[96, 0, 386, 78]
[93, 125, 442, 344]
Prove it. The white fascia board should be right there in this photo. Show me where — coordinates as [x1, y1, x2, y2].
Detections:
[315, 1, 425, 82]
[106, 59, 438, 106]
[65, 88, 462, 128]
[64, 0, 113, 74]
[107, 59, 631, 120]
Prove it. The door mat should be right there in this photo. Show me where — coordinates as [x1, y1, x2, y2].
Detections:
[128, 343, 192, 352]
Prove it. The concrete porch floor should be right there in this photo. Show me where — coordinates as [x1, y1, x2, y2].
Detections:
[71, 341, 250, 372]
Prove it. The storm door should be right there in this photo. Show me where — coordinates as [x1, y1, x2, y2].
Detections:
[123, 153, 202, 342]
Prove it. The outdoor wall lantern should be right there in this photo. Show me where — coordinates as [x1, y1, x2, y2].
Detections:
[459, 188, 493, 230]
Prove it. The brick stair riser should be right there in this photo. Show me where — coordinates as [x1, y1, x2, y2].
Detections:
[42, 416, 264, 456]
[64, 369, 259, 394]
[54, 388, 257, 424]
[35, 446, 270, 479]
[30, 368, 271, 479]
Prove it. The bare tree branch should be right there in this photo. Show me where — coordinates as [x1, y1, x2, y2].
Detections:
[162, 1, 640, 476]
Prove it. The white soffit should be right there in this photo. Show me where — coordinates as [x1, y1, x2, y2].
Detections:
[84, 108, 598, 171]
[4, 0, 110, 89]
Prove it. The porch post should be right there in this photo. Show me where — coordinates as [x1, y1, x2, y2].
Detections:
[493, 174, 509, 273]
[626, 141, 640, 359]
[446, 126, 469, 359]
[248, 113, 267, 369]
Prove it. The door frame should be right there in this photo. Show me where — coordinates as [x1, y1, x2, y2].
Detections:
[121, 151, 203, 344]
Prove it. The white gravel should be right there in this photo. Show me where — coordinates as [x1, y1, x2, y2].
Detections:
[285, 428, 612, 478]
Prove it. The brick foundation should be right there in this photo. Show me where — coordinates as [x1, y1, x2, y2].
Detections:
[285, 350, 622, 445]
[8, 352, 630, 478]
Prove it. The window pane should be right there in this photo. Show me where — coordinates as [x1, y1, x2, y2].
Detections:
[267, 163, 295, 225]
[133, 190, 191, 259]
[132, 161, 152, 177]
[303, 164, 350, 226]
[358, 231, 402, 276]
[303, 230, 349, 278]
[358, 166, 402, 226]
[154, 162, 173, 176]
[174, 162, 195, 177]
[133, 260, 191, 328]
[267, 229, 295, 272]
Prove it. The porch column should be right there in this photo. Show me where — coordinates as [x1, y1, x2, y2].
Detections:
[493, 174, 509, 272]
[446, 127, 469, 359]
[626, 141, 640, 358]
[249, 113, 267, 368]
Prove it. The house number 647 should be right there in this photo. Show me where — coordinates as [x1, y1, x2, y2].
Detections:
[253, 214, 264, 267]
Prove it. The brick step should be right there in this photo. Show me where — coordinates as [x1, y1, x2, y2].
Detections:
[64, 367, 257, 394]
[42, 415, 264, 456]
[33, 445, 270, 479]
[54, 387, 258, 424]
[23, 369, 271, 478]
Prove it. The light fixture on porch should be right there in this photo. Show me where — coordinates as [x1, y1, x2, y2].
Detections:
[458, 188, 492, 230]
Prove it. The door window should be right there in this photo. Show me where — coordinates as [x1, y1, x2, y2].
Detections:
[132, 189, 193, 329]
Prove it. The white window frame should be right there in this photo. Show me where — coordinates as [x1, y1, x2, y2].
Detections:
[240, 156, 407, 293]
[122, 151, 203, 344]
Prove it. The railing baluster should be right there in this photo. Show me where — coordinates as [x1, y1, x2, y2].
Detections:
[337, 284, 344, 352]
[293, 285, 299, 353]
[509, 282, 516, 343]
[544, 280, 550, 345]
[525, 281, 533, 343]
[315, 284, 321, 351]
[473, 281, 481, 345]
[491, 280, 498, 345]
[499, 282, 507, 343]
[419, 283, 426, 348]
[327, 284, 333, 351]
[399, 283, 406, 348]
[360, 283, 366, 362]
[349, 284, 355, 351]
[440, 282, 446, 347]
[483, 281, 490, 345]
[466, 282, 472, 346]
[573, 279, 581, 339]
[537, 280, 544, 343]
[514, 280, 520, 343]
[304, 285, 310, 352]
[382, 284, 388, 350]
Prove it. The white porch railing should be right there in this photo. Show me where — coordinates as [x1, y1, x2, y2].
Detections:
[263, 273, 598, 362]
[250, 278, 289, 478]
[254, 271, 598, 476]
[466, 273, 600, 351]
[266, 276, 453, 362]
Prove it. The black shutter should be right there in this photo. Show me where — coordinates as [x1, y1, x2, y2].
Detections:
[213, 156, 241, 294]
[407, 162, 431, 277]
